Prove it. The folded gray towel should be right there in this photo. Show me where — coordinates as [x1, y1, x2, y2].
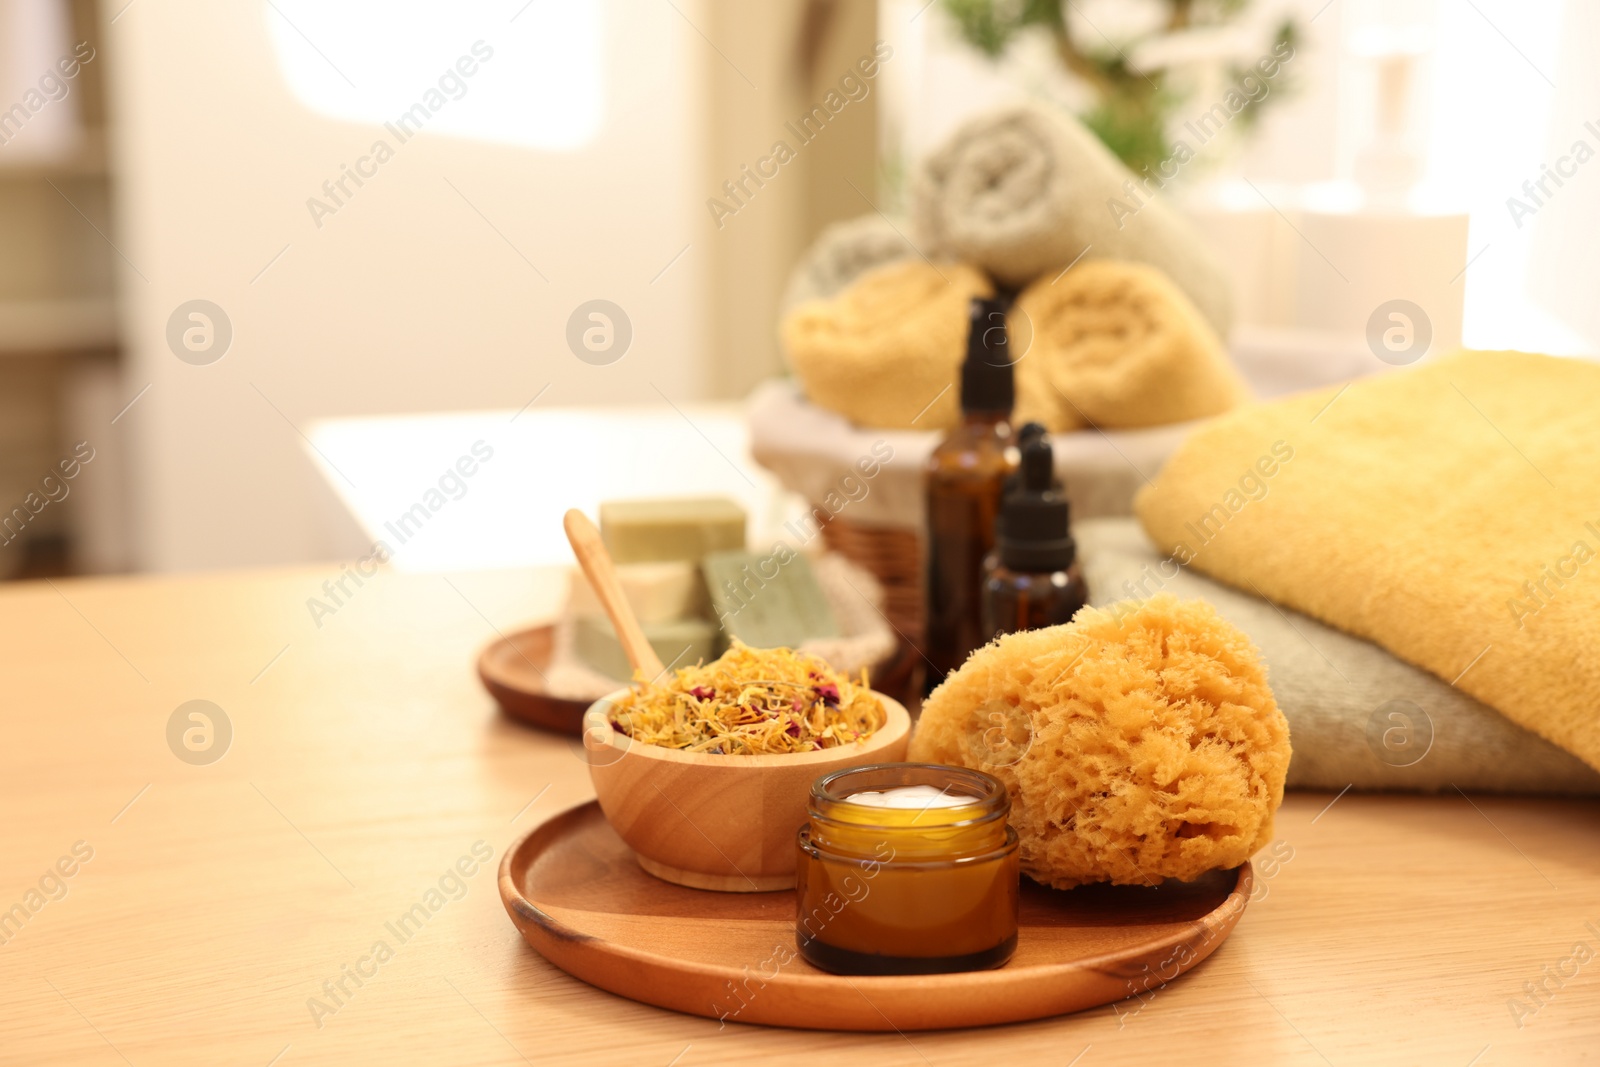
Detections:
[1078, 518, 1600, 794]
[911, 102, 1234, 336]
[780, 214, 918, 315]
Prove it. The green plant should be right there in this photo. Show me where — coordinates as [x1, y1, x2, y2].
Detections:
[940, 0, 1298, 173]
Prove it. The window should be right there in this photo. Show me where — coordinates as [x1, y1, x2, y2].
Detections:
[265, 0, 604, 150]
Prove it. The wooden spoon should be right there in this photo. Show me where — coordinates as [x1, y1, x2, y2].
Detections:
[562, 508, 666, 683]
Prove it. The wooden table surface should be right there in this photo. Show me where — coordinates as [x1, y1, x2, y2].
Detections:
[3, 565, 1598, 1066]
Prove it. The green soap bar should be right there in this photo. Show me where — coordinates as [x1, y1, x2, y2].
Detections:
[573, 615, 718, 682]
[702, 549, 840, 650]
[599, 496, 746, 564]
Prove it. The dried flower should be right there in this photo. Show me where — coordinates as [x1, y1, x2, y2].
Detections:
[609, 640, 877, 755]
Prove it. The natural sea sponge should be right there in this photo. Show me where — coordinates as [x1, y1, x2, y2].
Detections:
[908, 594, 1290, 888]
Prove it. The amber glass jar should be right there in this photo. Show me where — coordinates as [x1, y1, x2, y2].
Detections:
[794, 763, 1019, 975]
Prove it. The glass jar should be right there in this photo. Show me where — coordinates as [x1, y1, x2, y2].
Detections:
[794, 763, 1019, 975]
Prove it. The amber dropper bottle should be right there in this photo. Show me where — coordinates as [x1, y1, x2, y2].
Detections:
[981, 433, 1088, 641]
[924, 297, 1016, 694]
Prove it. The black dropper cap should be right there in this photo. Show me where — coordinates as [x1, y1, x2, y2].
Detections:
[961, 297, 1014, 415]
[998, 436, 1075, 571]
[1004, 422, 1052, 496]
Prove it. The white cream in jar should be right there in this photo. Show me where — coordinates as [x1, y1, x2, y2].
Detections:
[844, 785, 975, 809]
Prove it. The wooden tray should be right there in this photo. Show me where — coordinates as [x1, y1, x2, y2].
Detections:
[478, 627, 923, 737]
[498, 801, 1253, 1031]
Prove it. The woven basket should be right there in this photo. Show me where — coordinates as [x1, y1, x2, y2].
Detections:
[817, 515, 925, 641]
[750, 382, 1191, 644]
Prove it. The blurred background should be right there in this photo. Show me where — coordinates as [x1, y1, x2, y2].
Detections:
[1, 0, 1594, 581]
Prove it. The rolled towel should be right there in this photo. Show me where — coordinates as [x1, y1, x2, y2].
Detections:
[1010, 260, 1249, 432]
[780, 213, 918, 315]
[1077, 517, 1600, 795]
[781, 259, 991, 430]
[912, 101, 1234, 335]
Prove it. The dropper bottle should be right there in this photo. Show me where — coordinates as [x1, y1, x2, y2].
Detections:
[981, 434, 1087, 641]
[924, 297, 1016, 693]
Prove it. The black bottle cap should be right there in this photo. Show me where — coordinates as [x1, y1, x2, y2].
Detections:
[1004, 422, 1052, 496]
[998, 436, 1075, 571]
[961, 297, 1015, 415]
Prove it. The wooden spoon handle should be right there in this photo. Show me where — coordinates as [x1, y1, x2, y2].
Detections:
[562, 509, 666, 682]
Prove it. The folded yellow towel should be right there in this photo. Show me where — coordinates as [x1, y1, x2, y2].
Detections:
[1010, 260, 1249, 433]
[912, 102, 1234, 336]
[1135, 350, 1600, 773]
[781, 259, 991, 430]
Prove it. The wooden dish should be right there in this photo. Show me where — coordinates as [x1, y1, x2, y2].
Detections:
[582, 690, 911, 892]
[476, 625, 591, 735]
[499, 801, 1253, 1031]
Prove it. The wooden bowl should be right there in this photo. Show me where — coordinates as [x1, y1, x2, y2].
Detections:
[581, 690, 911, 893]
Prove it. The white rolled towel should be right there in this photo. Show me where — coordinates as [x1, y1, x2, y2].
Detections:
[912, 101, 1234, 336]
[780, 213, 918, 315]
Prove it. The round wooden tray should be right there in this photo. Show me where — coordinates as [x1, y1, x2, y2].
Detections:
[476, 625, 590, 735]
[477, 626, 923, 736]
[499, 801, 1253, 1031]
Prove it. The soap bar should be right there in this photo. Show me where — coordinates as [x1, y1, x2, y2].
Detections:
[567, 562, 706, 625]
[573, 615, 718, 682]
[599, 497, 746, 564]
[703, 549, 840, 650]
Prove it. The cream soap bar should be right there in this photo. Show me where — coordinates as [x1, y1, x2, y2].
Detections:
[573, 615, 717, 682]
[599, 497, 746, 564]
[567, 562, 707, 625]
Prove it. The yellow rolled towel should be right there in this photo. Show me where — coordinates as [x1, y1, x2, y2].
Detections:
[781, 259, 992, 431]
[1010, 260, 1249, 433]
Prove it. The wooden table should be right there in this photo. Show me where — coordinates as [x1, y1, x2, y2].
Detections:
[3, 566, 1598, 1065]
